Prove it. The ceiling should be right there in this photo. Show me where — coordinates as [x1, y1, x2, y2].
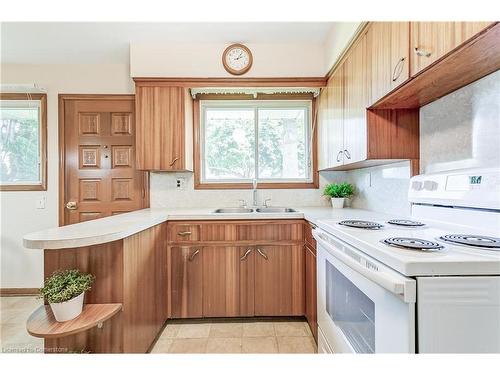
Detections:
[1, 22, 334, 64]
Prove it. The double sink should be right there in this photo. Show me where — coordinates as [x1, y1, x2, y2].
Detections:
[213, 207, 297, 214]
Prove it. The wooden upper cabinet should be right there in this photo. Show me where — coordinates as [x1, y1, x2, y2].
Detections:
[410, 22, 493, 76]
[254, 245, 304, 316]
[135, 85, 193, 171]
[368, 22, 410, 104]
[343, 33, 369, 164]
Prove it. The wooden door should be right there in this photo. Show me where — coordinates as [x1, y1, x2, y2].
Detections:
[305, 245, 317, 343]
[343, 33, 369, 165]
[327, 67, 345, 168]
[202, 246, 242, 317]
[135, 86, 192, 171]
[170, 246, 203, 318]
[62, 96, 148, 225]
[368, 22, 410, 104]
[254, 245, 304, 316]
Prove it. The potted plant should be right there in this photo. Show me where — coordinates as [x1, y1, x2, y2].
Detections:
[39, 269, 95, 322]
[323, 182, 355, 209]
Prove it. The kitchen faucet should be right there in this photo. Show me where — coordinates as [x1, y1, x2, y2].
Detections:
[252, 178, 258, 207]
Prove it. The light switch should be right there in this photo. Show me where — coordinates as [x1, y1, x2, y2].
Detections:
[36, 196, 46, 209]
[175, 177, 186, 191]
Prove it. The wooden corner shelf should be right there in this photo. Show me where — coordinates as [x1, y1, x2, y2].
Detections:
[27, 303, 122, 339]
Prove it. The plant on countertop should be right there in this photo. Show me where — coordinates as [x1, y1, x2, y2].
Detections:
[39, 269, 95, 304]
[323, 182, 355, 199]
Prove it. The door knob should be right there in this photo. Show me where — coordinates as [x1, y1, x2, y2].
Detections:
[65, 201, 78, 210]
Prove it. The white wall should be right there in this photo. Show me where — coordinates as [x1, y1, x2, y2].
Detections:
[323, 22, 362, 73]
[0, 63, 133, 288]
[130, 42, 326, 77]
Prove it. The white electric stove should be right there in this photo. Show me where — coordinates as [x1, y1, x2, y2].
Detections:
[314, 167, 500, 354]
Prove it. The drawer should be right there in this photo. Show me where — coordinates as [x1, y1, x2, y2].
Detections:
[169, 224, 201, 242]
[304, 222, 317, 250]
[236, 222, 303, 241]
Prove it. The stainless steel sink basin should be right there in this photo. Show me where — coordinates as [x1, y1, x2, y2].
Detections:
[255, 207, 297, 213]
[212, 208, 254, 214]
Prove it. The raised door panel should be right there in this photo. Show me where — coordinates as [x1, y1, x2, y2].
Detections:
[170, 246, 203, 318]
[305, 245, 317, 343]
[202, 246, 241, 317]
[254, 245, 304, 316]
[410, 22, 462, 76]
[343, 34, 369, 165]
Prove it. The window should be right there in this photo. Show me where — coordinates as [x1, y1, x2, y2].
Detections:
[198, 100, 316, 188]
[0, 94, 47, 191]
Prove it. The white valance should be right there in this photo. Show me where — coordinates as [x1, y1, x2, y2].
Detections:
[190, 87, 320, 99]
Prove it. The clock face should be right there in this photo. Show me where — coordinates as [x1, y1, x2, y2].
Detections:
[223, 44, 252, 75]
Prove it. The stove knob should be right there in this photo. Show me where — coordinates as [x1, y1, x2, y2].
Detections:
[411, 181, 423, 191]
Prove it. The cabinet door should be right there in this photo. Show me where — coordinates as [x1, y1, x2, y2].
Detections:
[254, 245, 304, 316]
[327, 67, 345, 168]
[170, 246, 203, 318]
[202, 246, 254, 317]
[317, 84, 330, 170]
[390, 22, 410, 90]
[305, 245, 317, 343]
[343, 34, 369, 164]
[135, 86, 190, 171]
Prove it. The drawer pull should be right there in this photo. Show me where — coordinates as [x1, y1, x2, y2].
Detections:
[169, 157, 179, 166]
[414, 47, 431, 58]
[188, 249, 200, 261]
[256, 248, 268, 260]
[177, 231, 192, 237]
[392, 57, 406, 82]
[240, 248, 253, 261]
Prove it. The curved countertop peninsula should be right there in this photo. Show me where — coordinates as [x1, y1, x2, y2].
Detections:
[23, 206, 392, 250]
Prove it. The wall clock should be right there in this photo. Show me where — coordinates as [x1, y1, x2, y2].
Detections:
[222, 43, 253, 75]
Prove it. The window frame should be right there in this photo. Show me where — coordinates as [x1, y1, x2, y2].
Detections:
[194, 97, 318, 190]
[0, 93, 47, 191]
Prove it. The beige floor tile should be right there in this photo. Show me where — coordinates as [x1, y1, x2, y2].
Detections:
[168, 338, 208, 353]
[242, 322, 275, 337]
[150, 339, 173, 353]
[277, 336, 316, 353]
[159, 324, 180, 339]
[242, 337, 278, 353]
[209, 322, 243, 338]
[176, 323, 211, 338]
[274, 321, 310, 337]
[206, 338, 242, 353]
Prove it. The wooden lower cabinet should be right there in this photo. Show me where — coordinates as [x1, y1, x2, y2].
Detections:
[305, 245, 318, 343]
[254, 245, 304, 316]
[170, 246, 203, 318]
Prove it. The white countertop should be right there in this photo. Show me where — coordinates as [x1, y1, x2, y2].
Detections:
[24, 206, 383, 250]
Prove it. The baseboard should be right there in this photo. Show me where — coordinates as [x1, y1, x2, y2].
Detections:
[0, 288, 39, 296]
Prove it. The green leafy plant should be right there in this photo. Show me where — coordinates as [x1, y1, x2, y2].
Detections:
[323, 182, 355, 198]
[39, 269, 95, 304]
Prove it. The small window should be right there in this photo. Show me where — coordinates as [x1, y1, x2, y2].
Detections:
[0, 93, 47, 191]
[199, 100, 315, 188]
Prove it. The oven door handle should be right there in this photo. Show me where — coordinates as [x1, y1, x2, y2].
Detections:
[313, 229, 416, 303]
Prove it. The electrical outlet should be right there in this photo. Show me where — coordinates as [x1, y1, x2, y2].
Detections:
[175, 177, 186, 191]
[36, 196, 46, 209]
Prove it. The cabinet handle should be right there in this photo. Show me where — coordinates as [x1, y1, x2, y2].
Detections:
[256, 248, 268, 260]
[240, 248, 253, 261]
[188, 249, 200, 261]
[169, 157, 179, 166]
[414, 47, 431, 58]
[336, 150, 343, 162]
[344, 149, 351, 159]
[177, 231, 192, 237]
[392, 57, 406, 82]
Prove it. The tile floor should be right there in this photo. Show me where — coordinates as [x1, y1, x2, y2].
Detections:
[0, 296, 317, 354]
[151, 319, 317, 353]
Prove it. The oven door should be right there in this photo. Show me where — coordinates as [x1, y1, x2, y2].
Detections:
[314, 228, 416, 353]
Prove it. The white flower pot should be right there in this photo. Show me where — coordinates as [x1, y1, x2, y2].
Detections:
[49, 292, 84, 322]
[330, 197, 345, 209]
